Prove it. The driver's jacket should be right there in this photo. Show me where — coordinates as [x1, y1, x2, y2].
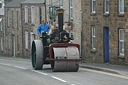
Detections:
[37, 23, 50, 34]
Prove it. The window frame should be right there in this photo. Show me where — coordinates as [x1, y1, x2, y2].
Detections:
[8, 35, 10, 49]
[1, 38, 3, 51]
[17, 11, 19, 29]
[69, 0, 73, 19]
[30, 32, 35, 45]
[0, 3, 2, 8]
[12, 11, 14, 28]
[91, 0, 96, 13]
[31, 6, 35, 24]
[119, 29, 124, 56]
[25, 31, 28, 49]
[7, 11, 10, 27]
[50, 0, 52, 6]
[119, 0, 124, 14]
[0, 19, 2, 31]
[25, 6, 28, 23]
[91, 26, 96, 50]
[105, 0, 109, 14]
[59, 0, 63, 8]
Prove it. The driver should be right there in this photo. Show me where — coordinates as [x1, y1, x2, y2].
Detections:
[37, 19, 50, 35]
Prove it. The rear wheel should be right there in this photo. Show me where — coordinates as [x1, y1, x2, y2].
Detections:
[31, 40, 44, 70]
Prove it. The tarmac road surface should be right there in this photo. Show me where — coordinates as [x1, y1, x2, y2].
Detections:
[0, 57, 128, 85]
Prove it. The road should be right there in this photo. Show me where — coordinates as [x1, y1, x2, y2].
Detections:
[0, 57, 128, 85]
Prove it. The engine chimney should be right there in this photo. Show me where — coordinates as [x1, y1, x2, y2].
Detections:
[57, 9, 64, 32]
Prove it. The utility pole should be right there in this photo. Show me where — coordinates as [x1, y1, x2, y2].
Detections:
[45, 0, 47, 22]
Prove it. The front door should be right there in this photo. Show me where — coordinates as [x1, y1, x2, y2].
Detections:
[104, 27, 109, 62]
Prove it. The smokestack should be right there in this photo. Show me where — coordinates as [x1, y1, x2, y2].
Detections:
[57, 9, 64, 32]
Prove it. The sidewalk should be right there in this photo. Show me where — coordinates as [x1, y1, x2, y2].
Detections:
[80, 63, 128, 76]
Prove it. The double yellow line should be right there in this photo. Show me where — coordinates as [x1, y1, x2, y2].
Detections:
[80, 67, 128, 80]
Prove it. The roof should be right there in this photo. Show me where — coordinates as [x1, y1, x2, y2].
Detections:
[21, 0, 44, 4]
[5, 0, 25, 8]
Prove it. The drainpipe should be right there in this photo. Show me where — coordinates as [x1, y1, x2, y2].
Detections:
[21, 4, 24, 57]
[80, 0, 83, 62]
[4, 15, 6, 55]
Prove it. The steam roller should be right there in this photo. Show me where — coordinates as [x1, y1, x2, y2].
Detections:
[31, 9, 82, 72]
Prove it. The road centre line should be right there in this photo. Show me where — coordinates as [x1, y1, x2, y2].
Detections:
[52, 76, 67, 83]
[31, 70, 70, 84]
[80, 67, 128, 80]
[31, 70, 48, 76]
[13, 66, 27, 70]
[0, 62, 74, 85]
[0, 63, 27, 70]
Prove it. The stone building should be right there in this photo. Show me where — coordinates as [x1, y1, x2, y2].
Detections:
[82, 0, 128, 65]
[20, 0, 82, 57]
[46, 0, 82, 50]
[0, 0, 82, 58]
[21, 0, 45, 57]
[3, 0, 25, 57]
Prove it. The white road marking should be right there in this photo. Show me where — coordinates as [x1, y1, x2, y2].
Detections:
[31, 70, 48, 76]
[0, 63, 11, 66]
[52, 76, 67, 83]
[13, 66, 27, 70]
[0, 63, 27, 70]
[80, 67, 128, 80]
[71, 84, 75, 85]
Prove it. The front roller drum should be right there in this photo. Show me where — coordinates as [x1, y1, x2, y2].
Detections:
[31, 40, 44, 70]
[51, 47, 79, 72]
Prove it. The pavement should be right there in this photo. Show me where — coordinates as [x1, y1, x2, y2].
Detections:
[0, 56, 128, 76]
[80, 63, 128, 77]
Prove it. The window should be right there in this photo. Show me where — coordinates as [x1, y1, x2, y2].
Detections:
[1, 38, 3, 51]
[31, 6, 35, 24]
[0, 3, 2, 8]
[119, 0, 124, 14]
[69, 0, 73, 19]
[91, 0, 96, 13]
[39, 7, 42, 24]
[31, 33, 35, 45]
[8, 35, 10, 49]
[0, 19, 2, 31]
[17, 35, 19, 51]
[60, 0, 63, 8]
[7, 11, 10, 26]
[50, 7, 53, 17]
[92, 26, 96, 49]
[119, 29, 124, 56]
[25, 31, 28, 49]
[12, 11, 14, 27]
[50, 0, 52, 6]
[17, 11, 19, 29]
[25, 6, 28, 23]
[105, 0, 109, 13]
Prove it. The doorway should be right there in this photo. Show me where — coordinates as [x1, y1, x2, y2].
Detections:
[104, 27, 109, 62]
